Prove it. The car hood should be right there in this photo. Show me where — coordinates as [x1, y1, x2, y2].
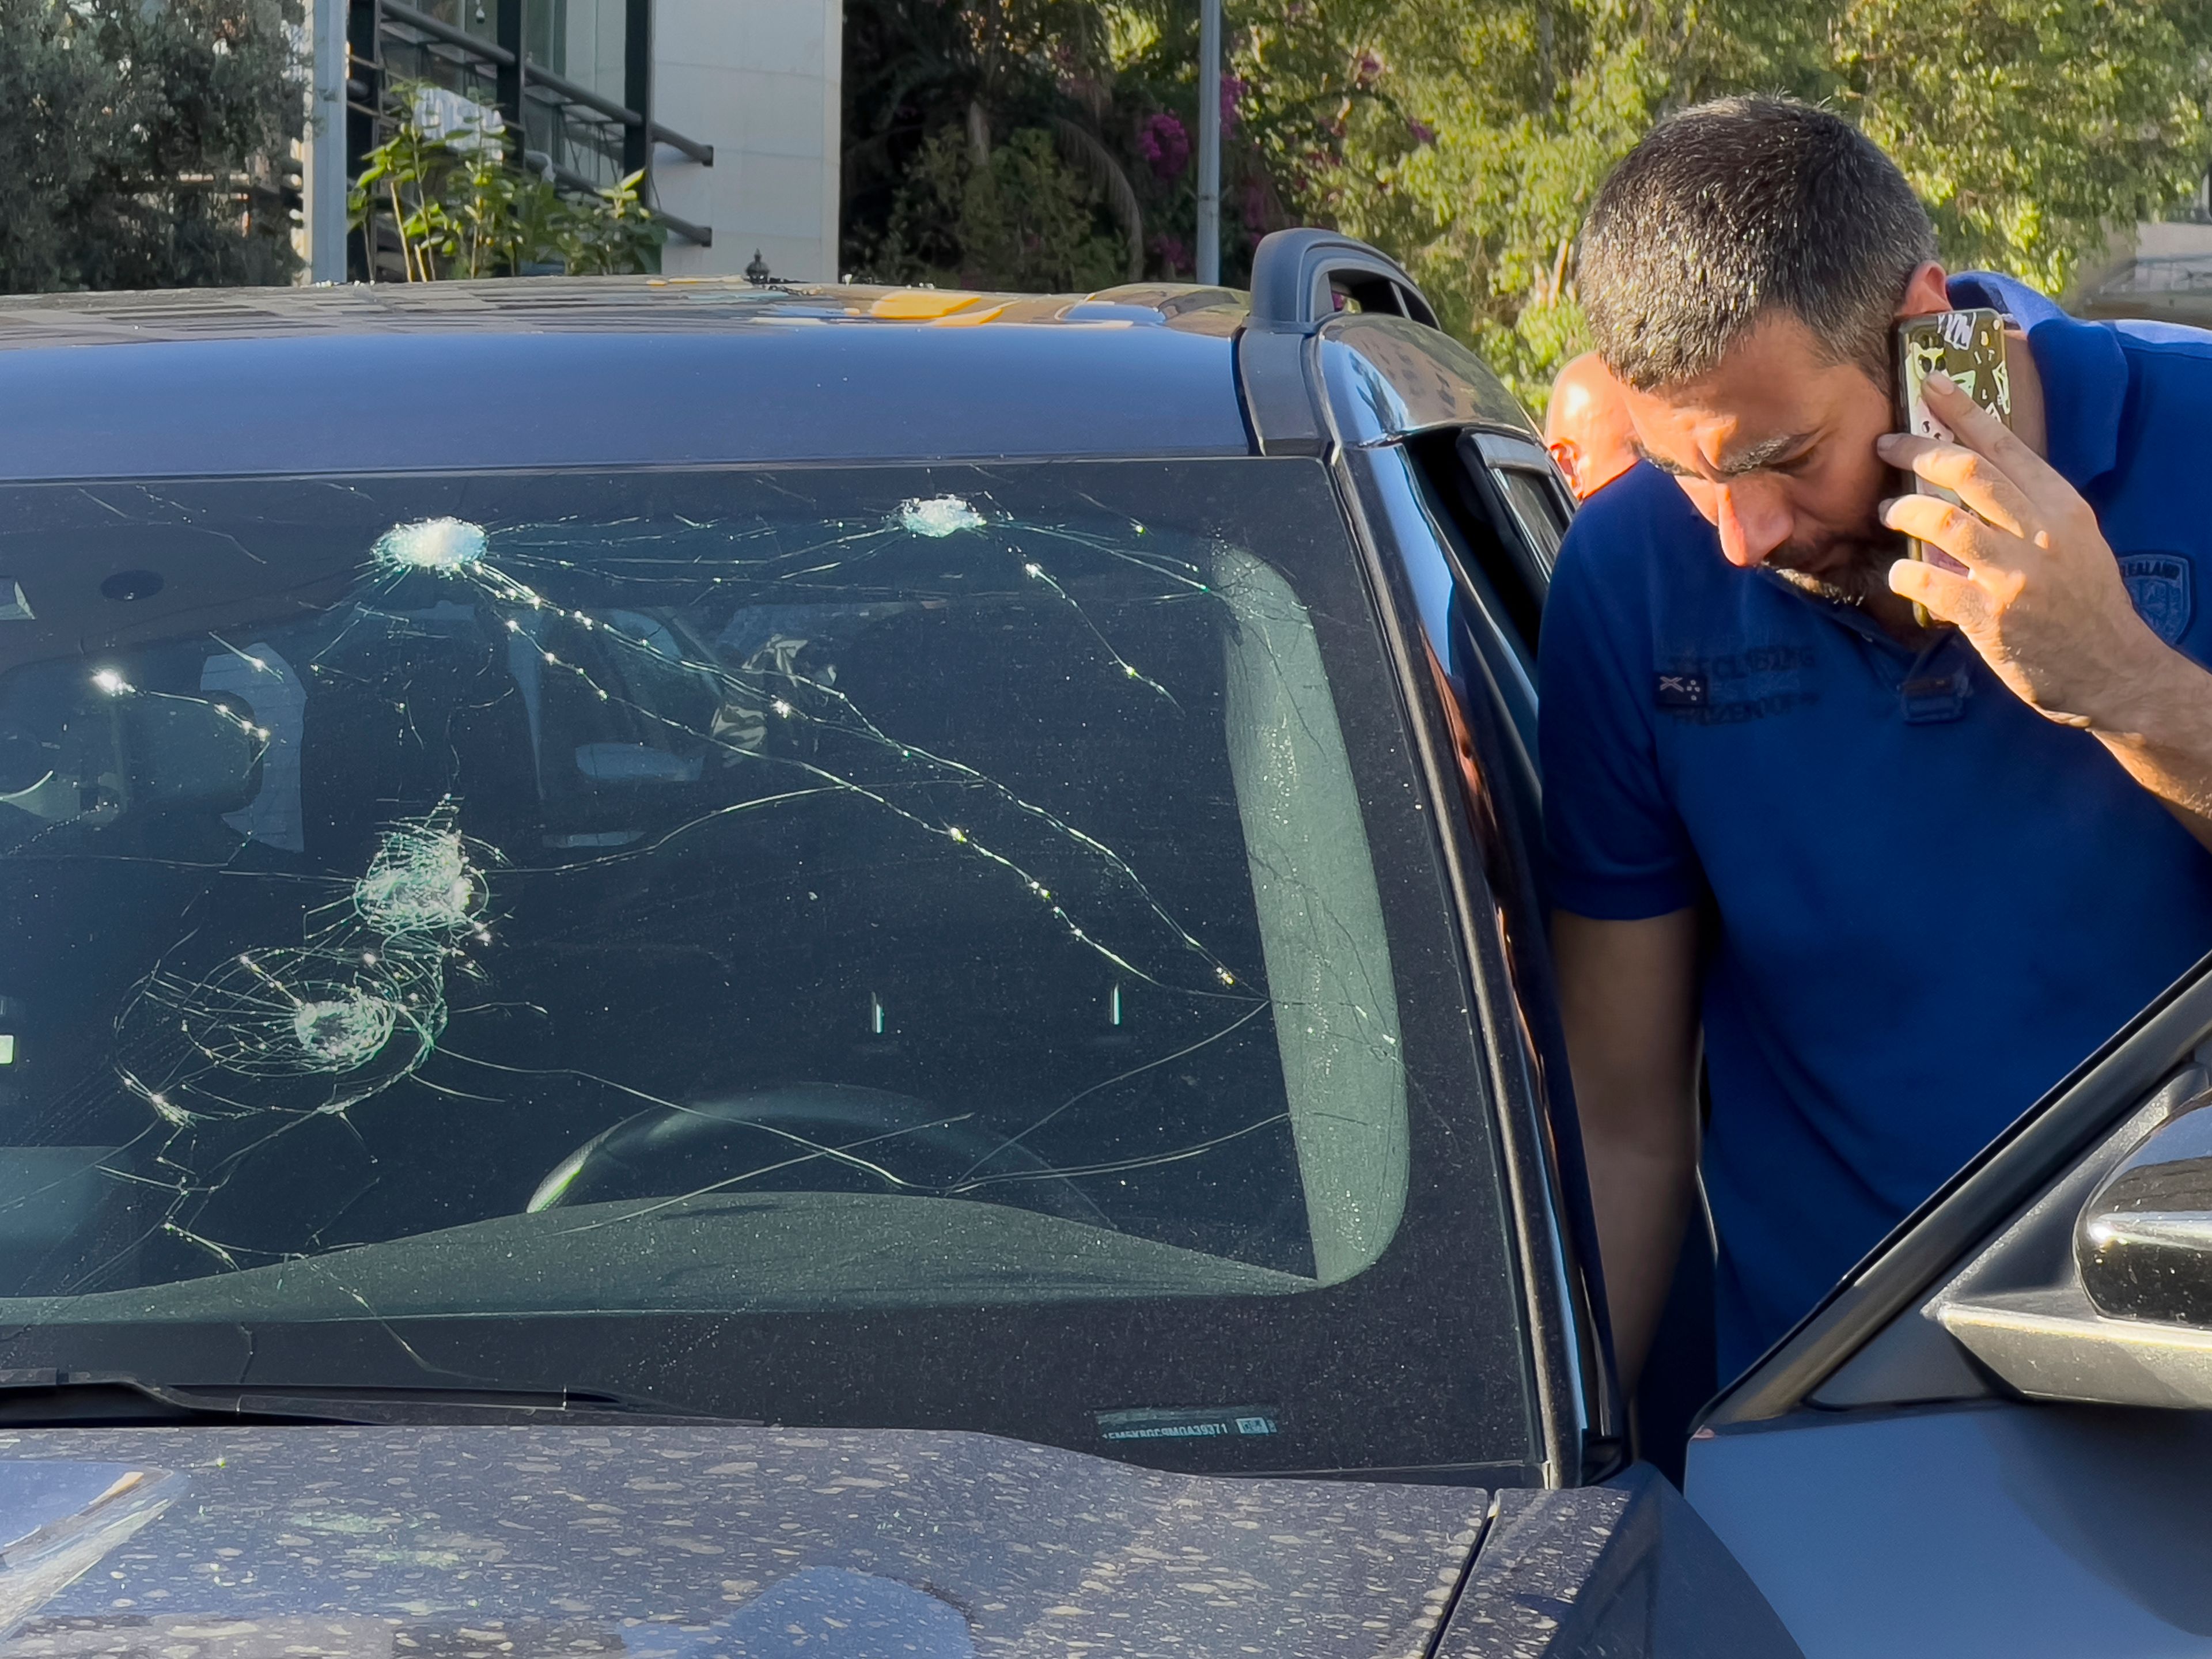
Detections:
[0, 1426, 1487, 1659]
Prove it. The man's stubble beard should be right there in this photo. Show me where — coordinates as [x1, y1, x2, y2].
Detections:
[1763, 527, 1909, 609]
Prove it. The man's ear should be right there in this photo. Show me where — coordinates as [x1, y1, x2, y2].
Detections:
[1895, 261, 1951, 318]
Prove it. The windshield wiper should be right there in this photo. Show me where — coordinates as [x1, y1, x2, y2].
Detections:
[0, 1370, 755, 1427]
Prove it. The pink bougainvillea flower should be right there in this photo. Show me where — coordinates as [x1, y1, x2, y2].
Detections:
[1137, 111, 1191, 181]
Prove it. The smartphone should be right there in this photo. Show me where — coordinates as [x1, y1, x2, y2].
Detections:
[1893, 308, 2013, 626]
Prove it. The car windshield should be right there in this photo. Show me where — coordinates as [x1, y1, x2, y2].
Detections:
[0, 457, 1531, 1474]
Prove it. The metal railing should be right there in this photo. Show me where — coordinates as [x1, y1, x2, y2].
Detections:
[380, 2, 713, 166]
[351, 0, 714, 268]
[2088, 252, 2212, 295]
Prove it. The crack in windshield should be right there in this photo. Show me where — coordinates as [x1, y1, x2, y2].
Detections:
[0, 465, 1409, 1365]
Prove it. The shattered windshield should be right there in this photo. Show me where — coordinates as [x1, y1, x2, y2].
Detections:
[0, 460, 1528, 1469]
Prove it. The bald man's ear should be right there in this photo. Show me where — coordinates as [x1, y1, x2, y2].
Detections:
[1895, 262, 1950, 318]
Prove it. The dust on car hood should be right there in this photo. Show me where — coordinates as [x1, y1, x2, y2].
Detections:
[0, 1425, 1488, 1658]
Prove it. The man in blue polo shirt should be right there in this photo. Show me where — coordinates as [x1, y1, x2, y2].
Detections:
[1542, 94, 2212, 1386]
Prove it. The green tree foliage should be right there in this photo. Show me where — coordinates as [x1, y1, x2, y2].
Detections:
[0, 0, 305, 292]
[1829, 0, 2212, 290]
[842, 0, 1289, 287]
[873, 126, 1131, 290]
[1232, 1, 1657, 393]
[1239, 0, 2212, 400]
[845, 2, 2212, 406]
[350, 87, 665, 280]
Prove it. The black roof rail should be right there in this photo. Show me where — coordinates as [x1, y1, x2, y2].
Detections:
[1237, 229, 1442, 457]
[1247, 228, 1440, 332]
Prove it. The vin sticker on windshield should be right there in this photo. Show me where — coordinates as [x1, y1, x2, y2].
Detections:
[1095, 1405, 1281, 1442]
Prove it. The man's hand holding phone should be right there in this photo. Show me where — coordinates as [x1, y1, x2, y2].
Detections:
[1879, 378, 2212, 851]
[1877, 376, 2179, 736]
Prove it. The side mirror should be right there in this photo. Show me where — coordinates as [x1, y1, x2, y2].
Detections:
[2078, 1100, 2212, 1327]
[1932, 1080, 2212, 1410]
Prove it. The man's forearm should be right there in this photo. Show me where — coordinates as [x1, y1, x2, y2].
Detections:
[2090, 643, 2212, 853]
[1551, 908, 1702, 1395]
[1581, 1108, 1699, 1393]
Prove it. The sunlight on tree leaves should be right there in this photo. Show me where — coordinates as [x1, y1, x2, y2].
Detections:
[0, 0, 304, 292]
[1239, 0, 2212, 403]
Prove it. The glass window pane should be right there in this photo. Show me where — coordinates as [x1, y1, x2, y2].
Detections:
[1494, 467, 1567, 577]
[0, 466, 1408, 1313]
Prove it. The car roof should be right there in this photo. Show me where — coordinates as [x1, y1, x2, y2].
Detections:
[0, 278, 1259, 482]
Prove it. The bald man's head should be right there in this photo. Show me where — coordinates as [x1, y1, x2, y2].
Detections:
[1544, 352, 1639, 500]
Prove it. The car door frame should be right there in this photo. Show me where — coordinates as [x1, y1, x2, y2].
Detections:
[1682, 944, 2212, 1654]
[1282, 306, 1620, 1488]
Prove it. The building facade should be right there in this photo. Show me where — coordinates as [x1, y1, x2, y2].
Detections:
[323, 0, 840, 282]
[653, 2, 843, 283]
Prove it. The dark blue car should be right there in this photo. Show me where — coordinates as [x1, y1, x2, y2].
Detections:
[0, 233, 2205, 1658]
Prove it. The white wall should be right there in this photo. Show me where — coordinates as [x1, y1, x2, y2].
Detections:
[563, 0, 628, 102]
[652, 0, 843, 282]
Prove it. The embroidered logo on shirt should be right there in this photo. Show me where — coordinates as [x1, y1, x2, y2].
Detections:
[2119, 552, 2193, 645]
[1653, 646, 1817, 724]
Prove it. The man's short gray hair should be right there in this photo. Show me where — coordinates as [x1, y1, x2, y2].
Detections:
[1577, 97, 1938, 392]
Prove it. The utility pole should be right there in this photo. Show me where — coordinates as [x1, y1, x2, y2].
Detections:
[622, 0, 653, 181]
[301, 0, 349, 281]
[495, 0, 526, 143]
[1196, 0, 1221, 286]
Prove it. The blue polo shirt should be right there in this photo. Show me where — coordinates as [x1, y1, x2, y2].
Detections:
[1540, 272, 2212, 1377]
